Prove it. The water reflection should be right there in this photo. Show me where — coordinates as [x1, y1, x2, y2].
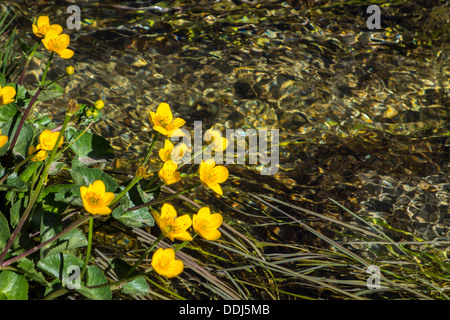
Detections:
[9, 0, 450, 242]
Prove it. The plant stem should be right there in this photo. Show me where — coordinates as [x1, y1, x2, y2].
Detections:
[142, 131, 159, 166]
[40, 52, 53, 87]
[80, 217, 93, 279]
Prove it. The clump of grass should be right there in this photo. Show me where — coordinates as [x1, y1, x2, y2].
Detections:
[104, 188, 448, 300]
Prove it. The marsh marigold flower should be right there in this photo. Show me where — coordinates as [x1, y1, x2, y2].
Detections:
[32, 16, 63, 38]
[193, 207, 223, 241]
[0, 85, 16, 106]
[153, 203, 192, 242]
[38, 129, 63, 151]
[151, 248, 184, 278]
[159, 139, 188, 164]
[199, 159, 228, 195]
[149, 102, 185, 137]
[80, 180, 115, 215]
[42, 30, 74, 59]
[204, 127, 229, 152]
[29, 145, 47, 162]
[158, 160, 181, 185]
[0, 129, 8, 149]
[94, 100, 105, 110]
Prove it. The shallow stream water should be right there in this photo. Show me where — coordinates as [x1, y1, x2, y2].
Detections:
[6, 0, 449, 246]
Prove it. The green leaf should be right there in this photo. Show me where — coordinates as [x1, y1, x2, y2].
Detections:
[39, 209, 63, 256]
[0, 271, 29, 300]
[0, 103, 17, 123]
[13, 83, 30, 107]
[28, 82, 64, 102]
[37, 252, 84, 287]
[0, 211, 10, 251]
[16, 258, 51, 287]
[66, 127, 114, 166]
[112, 184, 154, 228]
[19, 161, 43, 183]
[0, 117, 34, 158]
[10, 195, 27, 227]
[76, 266, 112, 300]
[122, 276, 150, 296]
[69, 166, 118, 192]
[43, 228, 88, 257]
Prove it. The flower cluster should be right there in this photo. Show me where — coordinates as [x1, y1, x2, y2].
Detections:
[29, 129, 64, 162]
[151, 203, 223, 278]
[33, 16, 74, 59]
[151, 102, 229, 195]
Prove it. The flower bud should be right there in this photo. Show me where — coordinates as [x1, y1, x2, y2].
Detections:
[66, 99, 79, 115]
[66, 66, 75, 75]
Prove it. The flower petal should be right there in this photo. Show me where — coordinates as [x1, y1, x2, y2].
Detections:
[213, 166, 229, 184]
[196, 207, 211, 219]
[101, 192, 115, 206]
[156, 102, 173, 123]
[80, 186, 88, 198]
[0, 135, 8, 148]
[59, 48, 74, 59]
[93, 206, 112, 215]
[176, 214, 193, 230]
[209, 213, 223, 229]
[161, 203, 177, 221]
[2, 86, 16, 100]
[92, 180, 106, 194]
[208, 183, 223, 195]
[37, 16, 50, 28]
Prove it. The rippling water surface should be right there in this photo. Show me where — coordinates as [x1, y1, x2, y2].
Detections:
[7, 0, 449, 244]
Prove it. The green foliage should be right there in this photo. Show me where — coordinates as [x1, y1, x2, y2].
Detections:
[0, 271, 28, 300]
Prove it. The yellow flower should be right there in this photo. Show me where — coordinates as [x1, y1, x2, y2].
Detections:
[153, 203, 192, 242]
[29, 145, 48, 162]
[159, 139, 188, 164]
[94, 100, 105, 110]
[0, 85, 16, 106]
[193, 207, 223, 241]
[38, 129, 63, 151]
[42, 30, 74, 59]
[151, 248, 184, 278]
[149, 102, 185, 137]
[204, 127, 228, 152]
[199, 159, 228, 195]
[32, 16, 63, 38]
[0, 129, 8, 148]
[158, 160, 181, 185]
[80, 180, 115, 215]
